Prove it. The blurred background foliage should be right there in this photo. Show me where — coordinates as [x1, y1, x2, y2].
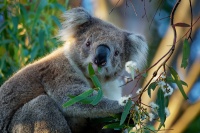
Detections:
[0, 0, 200, 133]
[0, 0, 68, 84]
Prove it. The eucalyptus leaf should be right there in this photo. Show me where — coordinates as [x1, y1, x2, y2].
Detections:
[51, 15, 62, 29]
[165, 96, 169, 107]
[39, 30, 45, 48]
[166, 76, 188, 87]
[156, 89, 166, 129]
[68, 94, 96, 104]
[11, 17, 19, 32]
[54, 3, 66, 12]
[91, 89, 103, 105]
[62, 89, 94, 108]
[103, 123, 124, 129]
[120, 100, 132, 125]
[147, 82, 157, 98]
[168, 67, 188, 100]
[90, 75, 102, 89]
[88, 63, 95, 75]
[19, 4, 28, 24]
[181, 39, 190, 69]
[0, 22, 7, 33]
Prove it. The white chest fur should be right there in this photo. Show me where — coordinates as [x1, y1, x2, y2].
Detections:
[102, 79, 123, 101]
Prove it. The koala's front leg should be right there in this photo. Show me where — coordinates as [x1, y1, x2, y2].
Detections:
[56, 85, 124, 118]
[9, 95, 71, 133]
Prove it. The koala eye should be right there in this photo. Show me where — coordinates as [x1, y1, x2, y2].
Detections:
[114, 50, 119, 56]
[86, 41, 91, 47]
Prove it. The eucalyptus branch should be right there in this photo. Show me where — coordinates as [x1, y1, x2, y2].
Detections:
[137, 0, 181, 101]
[176, 15, 200, 43]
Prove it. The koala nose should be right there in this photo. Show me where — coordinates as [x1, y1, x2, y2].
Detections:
[94, 44, 110, 67]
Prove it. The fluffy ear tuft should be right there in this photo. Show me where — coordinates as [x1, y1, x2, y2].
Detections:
[125, 33, 148, 70]
[57, 7, 92, 42]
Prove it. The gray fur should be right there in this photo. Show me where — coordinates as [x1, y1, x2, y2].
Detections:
[0, 7, 148, 133]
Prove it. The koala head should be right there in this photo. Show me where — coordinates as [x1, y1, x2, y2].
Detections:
[58, 8, 148, 81]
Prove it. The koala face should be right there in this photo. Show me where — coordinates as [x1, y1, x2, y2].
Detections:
[77, 26, 126, 81]
[58, 8, 148, 81]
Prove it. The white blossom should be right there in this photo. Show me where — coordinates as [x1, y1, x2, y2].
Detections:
[157, 81, 174, 97]
[141, 113, 147, 121]
[118, 94, 132, 106]
[124, 76, 132, 83]
[164, 84, 174, 97]
[148, 113, 155, 121]
[149, 102, 159, 113]
[160, 73, 166, 79]
[136, 88, 142, 95]
[134, 105, 139, 111]
[157, 81, 165, 88]
[125, 61, 137, 74]
[165, 107, 170, 117]
[149, 102, 159, 109]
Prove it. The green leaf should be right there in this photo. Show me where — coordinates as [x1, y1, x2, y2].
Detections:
[166, 76, 188, 87]
[90, 89, 103, 105]
[120, 100, 132, 125]
[51, 15, 62, 29]
[0, 21, 7, 33]
[11, 16, 19, 32]
[37, 0, 48, 11]
[147, 82, 157, 98]
[90, 75, 102, 89]
[54, 3, 66, 12]
[88, 63, 95, 75]
[103, 123, 124, 129]
[88, 63, 102, 89]
[168, 67, 188, 100]
[19, 4, 28, 24]
[80, 96, 96, 104]
[156, 89, 166, 129]
[181, 39, 190, 69]
[30, 45, 39, 61]
[68, 95, 96, 104]
[62, 89, 94, 108]
[180, 80, 188, 87]
[165, 96, 169, 107]
[39, 30, 45, 47]
[176, 80, 188, 100]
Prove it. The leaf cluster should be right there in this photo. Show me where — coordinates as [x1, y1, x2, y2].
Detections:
[0, 0, 68, 84]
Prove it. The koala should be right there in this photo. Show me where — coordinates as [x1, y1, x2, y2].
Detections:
[0, 7, 148, 133]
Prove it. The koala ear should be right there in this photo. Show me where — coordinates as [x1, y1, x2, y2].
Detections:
[58, 7, 92, 42]
[125, 33, 148, 70]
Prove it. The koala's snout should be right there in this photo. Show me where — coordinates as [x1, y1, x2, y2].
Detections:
[94, 44, 110, 67]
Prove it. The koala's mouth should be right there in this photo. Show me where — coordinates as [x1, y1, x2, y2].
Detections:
[94, 59, 107, 67]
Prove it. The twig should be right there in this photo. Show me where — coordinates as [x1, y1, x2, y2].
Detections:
[149, 0, 164, 29]
[176, 15, 200, 44]
[129, 0, 137, 16]
[188, 0, 193, 41]
[159, 15, 170, 20]
[136, 0, 181, 103]
[109, 0, 121, 14]
[142, 0, 149, 22]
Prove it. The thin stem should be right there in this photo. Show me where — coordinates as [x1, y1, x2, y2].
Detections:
[188, 0, 193, 41]
[129, 0, 137, 16]
[109, 0, 121, 14]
